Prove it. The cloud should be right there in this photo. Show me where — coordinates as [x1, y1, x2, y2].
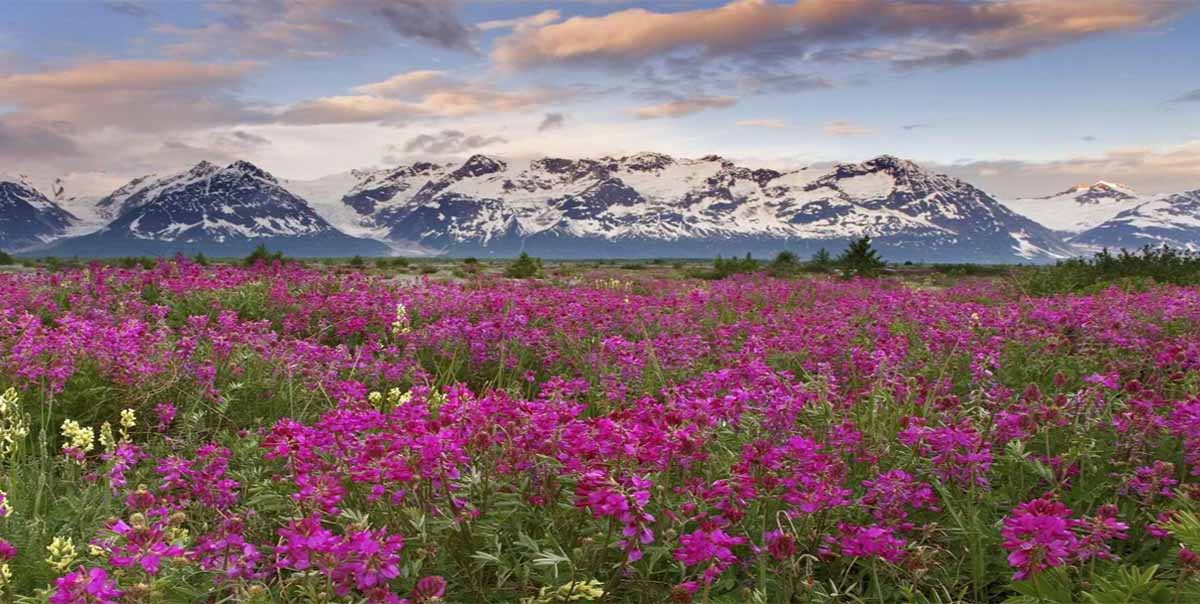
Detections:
[0, 59, 262, 132]
[275, 96, 420, 125]
[209, 129, 272, 150]
[104, 1, 150, 17]
[824, 120, 872, 136]
[0, 118, 81, 161]
[901, 123, 934, 130]
[493, 0, 1189, 70]
[538, 112, 566, 131]
[631, 95, 736, 119]
[1173, 89, 1200, 103]
[478, 9, 562, 32]
[402, 129, 507, 154]
[352, 70, 453, 97]
[157, 0, 472, 59]
[278, 70, 572, 124]
[935, 141, 1200, 197]
[736, 118, 787, 128]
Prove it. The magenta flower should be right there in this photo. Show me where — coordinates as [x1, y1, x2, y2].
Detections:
[0, 538, 16, 560]
[50, 567, 123, 604]
[1001, 498, 1078, 580]
[829, 523, 908, 564]
[411, 575, 448, 602]
[674, 527, 745, 583]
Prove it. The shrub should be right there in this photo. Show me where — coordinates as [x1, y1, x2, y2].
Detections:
[810, 248, 834, 272]
[1018, 245, 1200, 296]
[766, 250, 801, 277]
[837, 236, 885, 278]
[244, 244, 284, 266]
[348, 255, 365, 268]
[505, 252, 543, 279]
[0, 251, 13, 265]
[713, 253, 760, 279]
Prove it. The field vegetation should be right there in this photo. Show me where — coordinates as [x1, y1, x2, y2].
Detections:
[0, 245, 1199, 602]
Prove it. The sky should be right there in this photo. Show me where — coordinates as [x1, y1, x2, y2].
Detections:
[1, 0, 1198, 198]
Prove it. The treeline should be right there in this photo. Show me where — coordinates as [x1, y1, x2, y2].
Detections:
[696, 236, 886, 279]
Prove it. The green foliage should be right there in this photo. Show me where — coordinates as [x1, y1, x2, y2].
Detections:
[376, 257, 412, 270]
[243, 244, 284, 266]
[713, 253, 760, 279]
[811, 247, 834, 271]
[766, 250, 801, 277]
[348, 255, 366, 268]
[192, 252, 210, 266]
[115, 256, 156, 269]
[931, 263, 1009, 277]
[837, 236, 886, 278]
[0, 251, 14, 265]
[1018, 245, 1200, 295]
[506, 252, 543, 279]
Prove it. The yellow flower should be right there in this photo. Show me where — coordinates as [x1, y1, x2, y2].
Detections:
[61, 419, 95, 455]
[99, 422, 115, 453]
[0, 563, 11, 589]
[46, 536, 78, 572]
[368, 391, 383, 405]
[120, 408, 137, 430]
[0, 388, 29, 462]
[391, 303, 411, 335]
[0, 489, 11, 517]
[530, 579, 606, 603]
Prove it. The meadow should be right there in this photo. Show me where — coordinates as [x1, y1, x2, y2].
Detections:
[1, 255, 1199, 603]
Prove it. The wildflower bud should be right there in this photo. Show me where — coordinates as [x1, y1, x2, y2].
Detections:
[130, 513, 148, 530]
[120, 409, 137, 430]
[169, 511, 187, 526]
[45, 536, 78, 572]
[125, 582, 152, 599]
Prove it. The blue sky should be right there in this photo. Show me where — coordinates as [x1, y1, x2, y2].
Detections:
[1, 0, 1198, 197]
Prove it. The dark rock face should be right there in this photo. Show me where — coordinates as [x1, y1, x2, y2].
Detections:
[35, 161, 389, 257]
[1074, 190, 1200, 250]
[0, 179, 77, 251]
[350, 153, 1069, 262]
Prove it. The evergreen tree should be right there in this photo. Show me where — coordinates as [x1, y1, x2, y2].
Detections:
[837, 236, 885, 278]
[505, 252, 543, 279]
[766, 250, 800, 277]
[810, 248, 833, 272]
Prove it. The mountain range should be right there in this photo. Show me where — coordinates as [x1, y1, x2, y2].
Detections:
[2, 154, 1198, 262]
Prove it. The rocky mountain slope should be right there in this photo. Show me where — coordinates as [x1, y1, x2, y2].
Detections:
[1073, 189, 1200, 250]
[37, 161, 389, 258]
[0, 175, 78, 252]
[295, 153, 1071, 262]
[1001, 182, 1145, 234]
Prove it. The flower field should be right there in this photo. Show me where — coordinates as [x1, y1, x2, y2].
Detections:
[2, 259, 1200, 603]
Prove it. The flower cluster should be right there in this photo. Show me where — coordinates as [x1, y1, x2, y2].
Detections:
[0, 259, 1194, 602]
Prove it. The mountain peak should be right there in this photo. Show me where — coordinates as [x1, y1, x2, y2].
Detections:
[225, 160, 276, 182]
[862, 155, 921, 173]
[620, 152, 675, 171]
[454, 154, 505, 178]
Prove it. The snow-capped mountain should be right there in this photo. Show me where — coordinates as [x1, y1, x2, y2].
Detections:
[295, 153, 1070, 262]
[1072, 189, 1200, 251]
[38, 161, 389, 258]
[0, 174, 78, 252]
[1002, 182, 1145, 233]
